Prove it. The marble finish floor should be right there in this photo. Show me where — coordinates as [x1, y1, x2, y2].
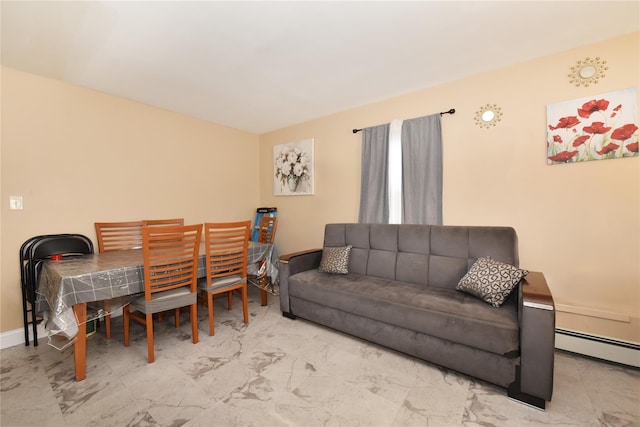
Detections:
[2, 287, 639, 427]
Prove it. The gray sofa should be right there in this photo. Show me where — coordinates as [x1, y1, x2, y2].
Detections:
[279, 223, 555, 409]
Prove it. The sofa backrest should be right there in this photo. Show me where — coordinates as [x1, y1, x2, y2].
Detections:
[324, 224, 519, 290]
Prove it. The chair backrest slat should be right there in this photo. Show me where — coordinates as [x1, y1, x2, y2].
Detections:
[204, 221, 251, 281]
[258, 216, 278, 244]
[143, 218, 185, 227]
[95, 221, 145, 253]
[143, 224, 202, 300]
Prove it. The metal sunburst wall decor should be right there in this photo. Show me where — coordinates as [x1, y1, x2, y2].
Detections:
[474, 104, 503, 129]
[568, 56, 608, 87]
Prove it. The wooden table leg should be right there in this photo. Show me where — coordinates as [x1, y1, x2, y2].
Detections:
[261, 289, 268, 306]
[73, 303, 87, 381]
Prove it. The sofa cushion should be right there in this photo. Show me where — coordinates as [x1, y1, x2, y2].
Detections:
[456, 256, 528, 307]
[322, 224, 520, 290]
[319, 245, 352, 274]
[288, 269, 519, 356]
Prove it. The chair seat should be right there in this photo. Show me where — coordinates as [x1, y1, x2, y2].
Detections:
[198, 274, 245, 292]
[131, 287, 197, 314]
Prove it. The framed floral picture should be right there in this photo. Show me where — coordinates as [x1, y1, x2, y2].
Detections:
[274, 138, 314, 196]
[546, 87, 638, 165]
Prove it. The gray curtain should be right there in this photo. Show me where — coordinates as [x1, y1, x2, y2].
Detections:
[358, 124, 390, 223]
[401, 114, 443, 224]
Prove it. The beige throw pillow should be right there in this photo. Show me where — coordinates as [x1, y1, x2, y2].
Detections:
[318, 245, 352, 274]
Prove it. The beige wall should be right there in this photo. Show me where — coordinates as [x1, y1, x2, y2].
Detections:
[259, 33, 640, 342]
[1, 67, 260, 333]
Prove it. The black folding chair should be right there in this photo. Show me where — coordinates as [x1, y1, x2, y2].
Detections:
[20, 234, 72, 346]
[19, 234, 93, 346]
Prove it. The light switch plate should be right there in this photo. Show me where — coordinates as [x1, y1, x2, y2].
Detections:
[9, 196, 23, 210]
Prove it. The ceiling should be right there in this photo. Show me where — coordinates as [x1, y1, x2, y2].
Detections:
[2, 1, 638, 134]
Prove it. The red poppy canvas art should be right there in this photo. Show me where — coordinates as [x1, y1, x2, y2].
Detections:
[546, 87, 638, 165]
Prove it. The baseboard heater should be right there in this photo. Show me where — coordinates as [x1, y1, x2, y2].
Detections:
[555, 328, 640, 368]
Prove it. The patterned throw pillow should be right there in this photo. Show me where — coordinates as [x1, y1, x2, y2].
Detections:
[318, 245, 352, 274]
[456, 256, 528, 308]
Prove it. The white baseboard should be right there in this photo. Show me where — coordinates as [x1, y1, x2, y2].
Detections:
[0, 309, 122, 351]
[556, 328, 640, 368]
[0, 323, 48, 350]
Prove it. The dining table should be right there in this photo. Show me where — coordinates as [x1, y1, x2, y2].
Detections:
[36, 241, 278, 381]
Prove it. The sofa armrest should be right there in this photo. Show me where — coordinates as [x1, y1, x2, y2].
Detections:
[279, 249, 323, 265]
[278, 249, 322, 315]
[510, 271, 555, 407]
[522, 271, 554, 311]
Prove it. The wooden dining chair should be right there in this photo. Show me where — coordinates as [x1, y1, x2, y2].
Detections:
[123, 224, 202, 363]
[144, 219, 186, 323]
[199, 221, 251, 336]
[143, 218, 184, 227]
[257, 216, 278, 244]
[94, 220, 145, 338]
[250, 216, 278, 305]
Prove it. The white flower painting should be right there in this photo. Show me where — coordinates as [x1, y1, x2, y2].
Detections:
[274, 138, 314, 196]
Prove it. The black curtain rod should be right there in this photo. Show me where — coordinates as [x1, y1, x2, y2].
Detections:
[352, 108, 455, 134]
